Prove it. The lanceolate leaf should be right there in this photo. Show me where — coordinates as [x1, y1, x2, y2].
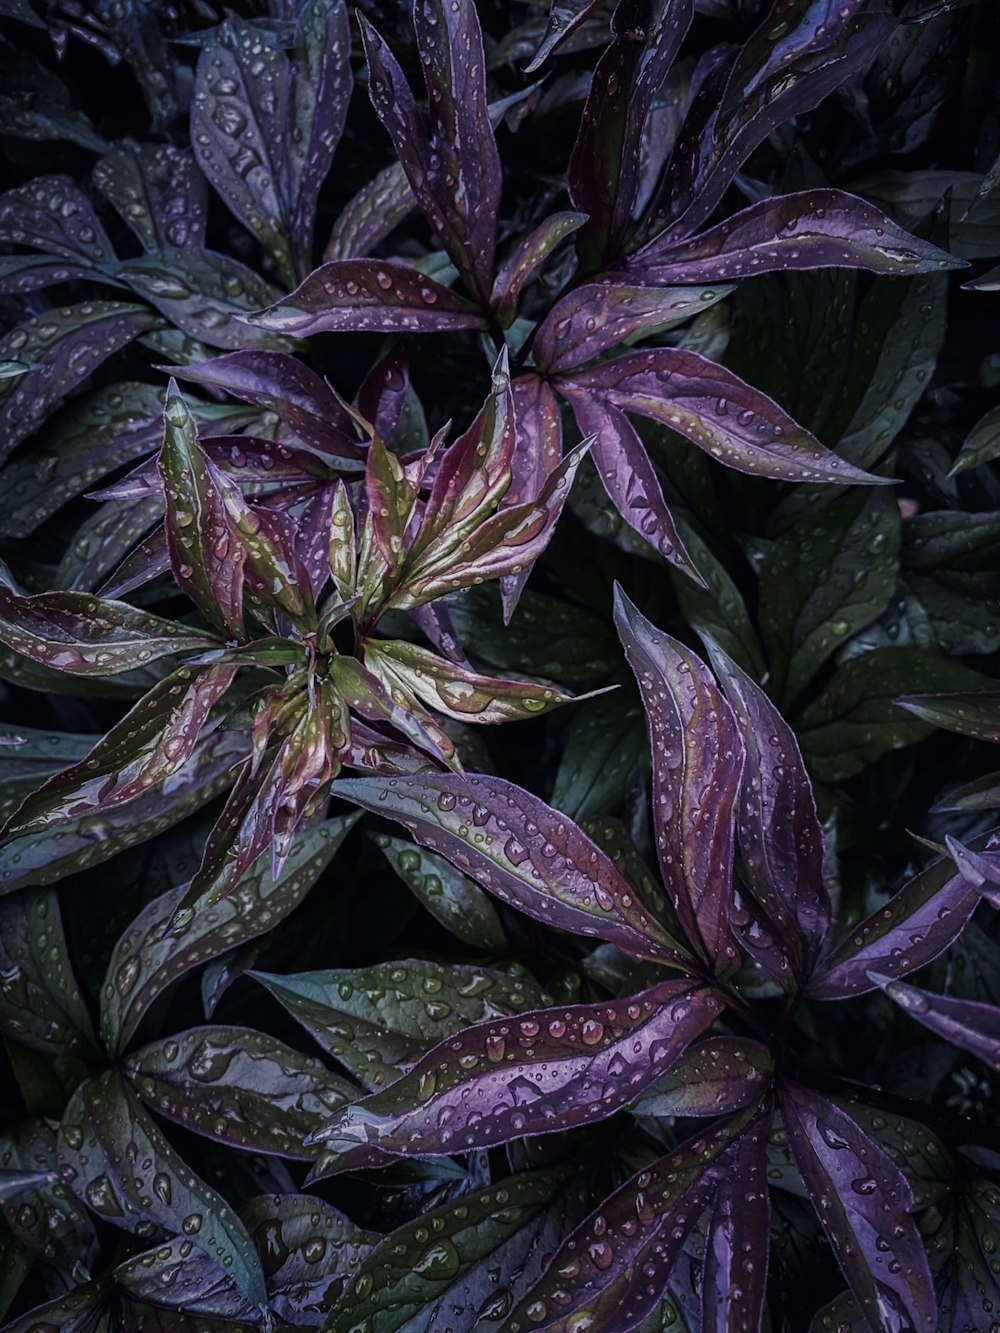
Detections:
[0, 174, 116, 263]
[631, 190, 962, 282]
[895, 689, 1000, 742]
[323, 1170, 568, 1333]
[614, 589, 744, 972]
[100, 817, 354, 1055]
[247, 259, 486, 337]
[0, 585, 220, 676]
[0, 729, 245, 894]
[159, 381, 246, 638]
[66, 1071, 268, 1310]
[123, 1025, 355, 1157]
[806, 834, 1000, 1000]
[113, 1236, 257, 1323]
[2, 663, 237, 838]
[252, 959, 548, 1090]
[324, 161, 415, 262]
[0, 888, 98, 1055]
[0, 303, 160, 464]
[706, 643, 831, 982]
[332, 772, 693, 966]
[373, 832, 507, 951]
[525, 0, 605, 71]
[307, 979, 722, 1171]
[700, 1118, 771, 1333]
[0, 1281, 109, 1333]
[535, 283, 733, 374]
[492, 211, 588, 324]
[558, 349, 887, 484]
[500, 375, 564, 619]
[0, 725, 96, 822]
[93, 141, 207, 253]
[870, 975, 1000, 1071]
[501, 1103, 769, 1333]
[779, 1084, 935, 1333]
[631, 1037, 773, 1119]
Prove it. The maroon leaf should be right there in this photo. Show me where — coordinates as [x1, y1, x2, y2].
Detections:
[0, 583, 220, 677]
[706, 641, 831, 983]
[871, 974, 1000, 1071]
[2, 663, 237, 839]
[779, 1084, 935, 1333]
[631, 1036, 773, 1119]
[491, 211, 588, 324]
[331, 772, 693, 967]
[655, 1, 894, 240]
[558, 348, 888, 483]
[246, 258, 486, 337]
[359, 2, 500, 297]
[630, 190, 963, 282]
[123, 1024, 355, 1158]
[806, 833, 1000, 1001]
[560, 385, 700, 577]
[210, 474, 314, 628]
[100, 817, 353, 1055]
[307, 979, 722, 1172]
[536, 282, 732, 373]
[500, 1103, 769, 1333]
[568, 0, 694, 268]
[163, 351, 362, 460]
[329, 655, 457, 772]
[0, 303, 160, 464]
[614, 589, 744, 972]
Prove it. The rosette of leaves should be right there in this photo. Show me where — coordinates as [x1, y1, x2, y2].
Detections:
[304, 589, 1000, 1332]
[0, 360, 593, 924]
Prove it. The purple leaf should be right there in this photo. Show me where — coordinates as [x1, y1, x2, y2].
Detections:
[253, 959, 548, 1090]
[246, 258, 487, 337]
[631, 1036, 773, 1118]
[0, 303, 160, 464]
[306, 979, 722, 1171]
[113, 1237, 257, 1323]
[323, 161, 414, 262]
[118, 250, 289, 351]
[356, 346, 411, 448]
[100, 817, 354, 1055]
[164, 351, 362, 460]
[779, 1084, 935, 1333]
[1, 1119, 97, 1284]
[700, 1118, 771, 1333]
[630, 189, 963, 282]
[500, 1103, 769, 1333]
[329, 655, 458, 771]
[359, 3, 500, 297]
[364, 432, 417, 574]
[560, 387, 701, 578]
[100, 523, 172, 600]
[365, 638, 587, 724]
[655, 1, 894, 240]
[614, 589, 745, 972]
[191, 5, 351, 286]
[0, 174, 116, 263]
[0, 583, 220, 677]
[870, 974, 1000, 1071]
[536, 282, 733, 373]
[331, 772, 694, 967]
[0, 252, 114, 294]
[568, 0, 694, 268]
[558, 348, 889, 483]
[525, 0, 607, 71]
[499, 374, 565, 620]
[93, 141, 207, 252]
[940, 834, 1000, 908]
[241, 1193, 378, 1326]
[2, 663, 237, 839]
[123, 1024, 355, 1158]
[806, 833, 1000, 1001]
[491, 211, 588, 324]
[0, 729, 245, 894]
[323, 1171, 566, 1333]
[56, 494, 164, 594]
[210, 474, 315, 628]
[0, 888, 98, 1055]
[62, 1071, 268, 1310]
[159, 382, 246, 639]
[705, 641, 831, 983]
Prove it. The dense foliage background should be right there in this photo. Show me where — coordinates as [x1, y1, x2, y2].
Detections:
[2, 0, 1000, 1329]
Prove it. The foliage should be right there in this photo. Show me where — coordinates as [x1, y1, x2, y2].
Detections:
[1, 0, 1000, 1329]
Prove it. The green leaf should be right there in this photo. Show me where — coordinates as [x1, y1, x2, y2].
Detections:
[670, 516, 767, 680]
[100, 816, 354, 1056]
[759, 487, 901, 710]
[895, 687, 1000, 743]
[252, 959, 548, 1090]
[373, 833, 507, 951]
[0, 726, 96, 822]
[795, 649, 995, 780]
[550, 690, 648, 822]
[0, 888, 97, 1055]
[950, 404, 1000, 475]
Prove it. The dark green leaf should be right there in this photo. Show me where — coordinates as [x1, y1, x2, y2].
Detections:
[0, 888, 97, 1055]
[373, 833, 507, 952]
[550, 690, 647, 822]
